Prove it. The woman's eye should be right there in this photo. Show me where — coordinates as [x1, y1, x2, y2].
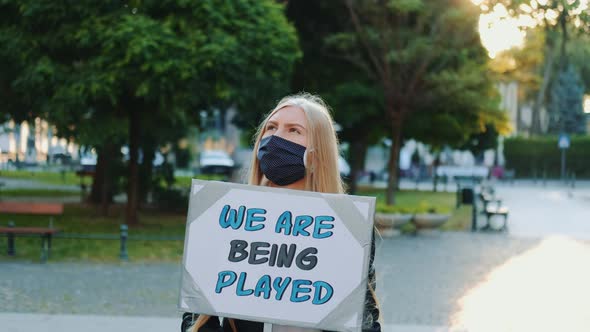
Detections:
[266, 125, 276, 131]
[290, 128, 301, 134]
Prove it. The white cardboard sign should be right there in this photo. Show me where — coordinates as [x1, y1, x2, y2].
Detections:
[178, 180, 375, 332]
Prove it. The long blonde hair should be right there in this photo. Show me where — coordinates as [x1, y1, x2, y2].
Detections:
[248, 93, 345, 194]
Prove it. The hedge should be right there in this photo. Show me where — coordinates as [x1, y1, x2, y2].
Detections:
[504, 136, 590, 178]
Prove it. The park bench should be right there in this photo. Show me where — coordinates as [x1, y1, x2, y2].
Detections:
[0, 202, 63, 263]
[477, 186, 509, 231]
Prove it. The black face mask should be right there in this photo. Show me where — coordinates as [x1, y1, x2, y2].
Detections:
[257, 135, 307, 186]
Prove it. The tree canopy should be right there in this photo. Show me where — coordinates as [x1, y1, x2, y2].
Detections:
[324, 0, 509, 204]
[0, 0, 300, 222]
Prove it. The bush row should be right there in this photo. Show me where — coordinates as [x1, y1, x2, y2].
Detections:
[504, 136, 590, 178]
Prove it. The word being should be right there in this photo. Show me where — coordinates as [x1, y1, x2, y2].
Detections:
[219, 205, 334, 239]
[215, 271, 333, 305]
[228, 240, 318, 270]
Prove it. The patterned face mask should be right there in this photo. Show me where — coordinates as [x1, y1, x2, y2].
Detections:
[257, 135, 307, 186]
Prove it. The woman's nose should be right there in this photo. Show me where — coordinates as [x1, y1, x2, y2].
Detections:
[274, 127, 288, 139]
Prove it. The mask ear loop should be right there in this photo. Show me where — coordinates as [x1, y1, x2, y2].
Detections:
[303, 149, 314, 172]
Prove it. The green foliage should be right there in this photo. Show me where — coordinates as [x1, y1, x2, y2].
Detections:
[568, 34, 590, 93]
[324, 0, 508, 142]
[0, 0, 300, 215]
[0, 0, 299, 141]
[460, 124, 499, 159]
[0, 189, 80, 197]
[0, 170, 81, 185]
[548, 65, 586, 134]
[321, 0, 508, 203]
[504, 136, 590, 178]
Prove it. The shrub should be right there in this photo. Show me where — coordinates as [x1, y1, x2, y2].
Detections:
[504, 136, 590, 178]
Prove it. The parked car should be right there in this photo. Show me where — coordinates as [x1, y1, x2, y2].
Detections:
[199, 150, 235, 176]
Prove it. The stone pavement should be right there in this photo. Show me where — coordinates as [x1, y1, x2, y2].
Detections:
[1, 313, 466, 332]
[2, 235, 590, 331]
[494, 180, 590, 239]
[1, 313, 179, 332]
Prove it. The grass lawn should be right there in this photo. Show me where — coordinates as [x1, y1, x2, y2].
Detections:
[0, 188, 81, 197]
[0, 169, 83, 186]
[0, 203, 186, 263]
[356, 186, 472, 233]
[0, 186, 471, 263]
[357, 186, 455, 214]
[174, 174, 227, 187]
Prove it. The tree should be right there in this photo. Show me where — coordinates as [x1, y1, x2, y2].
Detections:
[284, 0, 386, 194]
[548, 65, 586, 134]
[479, 0, 590, 134]
[0, 0, 300, 224]
[568, 33, 590, 94]
[325, 0, 508, 204]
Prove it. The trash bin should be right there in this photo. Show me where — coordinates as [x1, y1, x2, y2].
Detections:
[461, 187, 474, 205]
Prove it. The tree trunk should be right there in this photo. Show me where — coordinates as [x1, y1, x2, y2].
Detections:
[100, 145, 114, 216]
[139, 137, 156, 205]
[432, 152, 440, 192]
[90, 144, 117, 214]
[558, 10, 568, 69]
[531, 36, 557, 135]
[126, 107, 140, 225]
[90, 148, 106, 204]
[347, 137, 369, 195]
[385, 113, 403, 205]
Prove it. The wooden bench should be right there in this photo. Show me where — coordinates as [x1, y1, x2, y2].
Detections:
[477, 190, 509, 231]
[0, 202, 64, 263]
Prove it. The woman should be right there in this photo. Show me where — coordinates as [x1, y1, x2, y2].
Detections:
[182, 93, 381, 332]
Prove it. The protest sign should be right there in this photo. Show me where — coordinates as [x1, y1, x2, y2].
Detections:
[179, 180, 375, 331]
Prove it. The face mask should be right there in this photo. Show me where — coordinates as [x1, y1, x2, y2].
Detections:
[257, 135, 307, 186]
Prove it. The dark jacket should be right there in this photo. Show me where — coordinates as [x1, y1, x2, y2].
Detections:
[182, 233, 381, 332]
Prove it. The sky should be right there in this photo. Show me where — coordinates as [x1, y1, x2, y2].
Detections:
[473, 2, 536, 58]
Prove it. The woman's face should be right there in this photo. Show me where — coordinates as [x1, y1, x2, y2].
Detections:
[262, 106, 308, 147]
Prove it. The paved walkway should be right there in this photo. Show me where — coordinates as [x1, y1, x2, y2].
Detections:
[2, 313, 471, 332]
[494, 181, 590, 239]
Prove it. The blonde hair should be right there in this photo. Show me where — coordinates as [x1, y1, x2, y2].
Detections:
[248, 93, 345, 194]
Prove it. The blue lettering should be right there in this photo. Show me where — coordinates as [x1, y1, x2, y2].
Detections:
[313, 216, 334, 239]
[219, 205, 246, 229]
[254, 275, 272, 299]
[312, 281, 334, 305]
[215, 271, 237, 294]
[290, 279, 312, 303]
[236, 272, 254, 296]
[273, 277, 292, 301]
[245, 208, 266, 231]
[293, 215, 313, 236]
[275, 211, 292, 235]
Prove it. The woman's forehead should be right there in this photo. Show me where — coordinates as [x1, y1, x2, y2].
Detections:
[268, 105, 307, 125]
